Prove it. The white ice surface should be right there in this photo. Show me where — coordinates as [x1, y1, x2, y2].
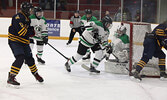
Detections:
[0, 38, 167, 100]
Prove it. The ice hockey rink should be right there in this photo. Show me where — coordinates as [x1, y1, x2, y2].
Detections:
[0, 37, 167, 100]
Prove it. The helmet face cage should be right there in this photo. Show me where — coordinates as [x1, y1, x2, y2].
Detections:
[102, 15, 113, 29]
[35, 11, 43, 19]
[85, 9, 92, 20]
[85, 9, 92, 14]
[116, 25, 127, 37]
[34, 7, 43, 19]
[20, 2, 32, 16]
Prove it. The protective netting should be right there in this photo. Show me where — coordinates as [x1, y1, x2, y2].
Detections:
[123, 22, 159, 76]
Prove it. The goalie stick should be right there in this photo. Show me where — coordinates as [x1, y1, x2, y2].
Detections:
[47, 43, 69, 60]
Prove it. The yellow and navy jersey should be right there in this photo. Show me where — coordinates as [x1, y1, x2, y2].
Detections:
[152, 23, 167, 48]
[8, 12, 35, 44]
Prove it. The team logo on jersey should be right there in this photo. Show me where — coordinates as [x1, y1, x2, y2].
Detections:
[19, 22, 24, 28]
[15, 15, 20, 19]
[35, 25, 42, 32]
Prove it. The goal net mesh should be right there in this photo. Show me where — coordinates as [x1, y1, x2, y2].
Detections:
[122, 22, 160, 76]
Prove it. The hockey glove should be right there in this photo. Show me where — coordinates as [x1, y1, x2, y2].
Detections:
[105, 44, 113, 54]
[42, 36, 48, 45]
[92, 28, 101, 43]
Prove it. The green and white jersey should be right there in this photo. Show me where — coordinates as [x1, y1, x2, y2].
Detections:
[80, 21, 110, 48]
[111, 33, 130, 62]
[112, 33, 130, 52]
[81, 15, 97, 26]
[29, 14, 48, 41]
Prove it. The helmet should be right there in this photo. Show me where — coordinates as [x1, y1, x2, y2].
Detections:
[115, 25, 127, 37]
[85, 9, 92, 14]
[102, 15, 113, 30]
[85, 9, 92, 20]
[20, 2, 33, 16]
[34, 6, 43, 19]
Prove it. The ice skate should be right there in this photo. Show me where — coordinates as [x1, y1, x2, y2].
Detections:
[89, 66, 100, 73]
[160, 72, 167, 81]
[36, 55, 45, 64]
[65, 61, 71, 72]
[82, 53, 91, 62]
[66, 42, 70, 45]
[130, 71, 142, 82]
[7, 72, 20, 88]
[33, 72, 44, 83]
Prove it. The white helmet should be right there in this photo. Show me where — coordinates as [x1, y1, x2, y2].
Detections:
[115, 25, 127, 37]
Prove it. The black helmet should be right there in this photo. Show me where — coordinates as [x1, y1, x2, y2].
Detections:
[102, 15, 113, 30]
[20, 2, 33, 16]
[85, 9, 92, 14]
[34, 6, 43, 19]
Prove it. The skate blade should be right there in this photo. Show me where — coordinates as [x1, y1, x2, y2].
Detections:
[7, 84, 20, 89]
[130, 76, 141, 82]
[160, 77, 167, 81]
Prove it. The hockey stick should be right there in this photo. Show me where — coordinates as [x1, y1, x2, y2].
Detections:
[47, 43, 69, 60]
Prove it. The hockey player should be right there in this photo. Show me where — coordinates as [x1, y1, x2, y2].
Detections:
[66, 10, 82, 45]
[132, 21, 167, 81]
[81, 9, 98, 61]
[29, 6, 48, 64]
[7, 2, 44, 86]
[65, 15, 112, 73]
[107, 24, 129, 62]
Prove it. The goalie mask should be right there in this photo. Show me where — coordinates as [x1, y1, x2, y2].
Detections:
[115, 25, 127, 37]
[34, 6, 43, 19]
[102, 15, 113, 30]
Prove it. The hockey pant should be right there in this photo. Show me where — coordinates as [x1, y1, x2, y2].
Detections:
[68, 42, 103, 68]
[67, 27, 82, 44]
[30, 39, 44, 58]
[135, 37, 166, 73]
[8, 42, 38, 75]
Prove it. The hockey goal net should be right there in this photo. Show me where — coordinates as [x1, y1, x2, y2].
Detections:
[122, 21, 160, 77]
